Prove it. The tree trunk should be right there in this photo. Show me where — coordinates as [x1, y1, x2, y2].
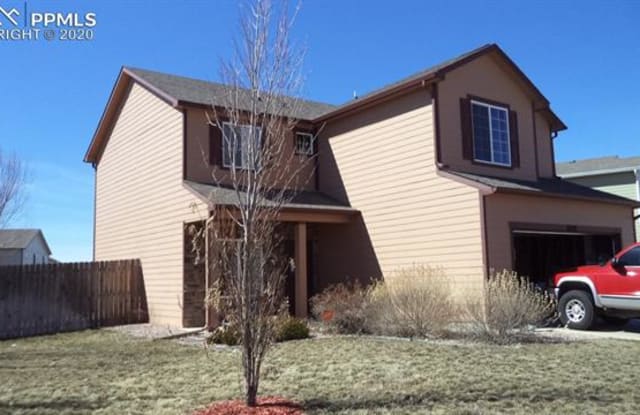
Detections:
[247, 382, 258, 407]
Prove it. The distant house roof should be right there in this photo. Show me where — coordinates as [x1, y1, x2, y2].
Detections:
[184, 180, 357, 213]
[0, 229, 52, 254]
[443, 170, 640, 207]
[556, 156, 640, 177]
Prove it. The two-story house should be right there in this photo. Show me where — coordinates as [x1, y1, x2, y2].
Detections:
[84, 44, 638, 327]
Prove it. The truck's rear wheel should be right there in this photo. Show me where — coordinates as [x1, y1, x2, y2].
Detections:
[559, 290, 594, 330]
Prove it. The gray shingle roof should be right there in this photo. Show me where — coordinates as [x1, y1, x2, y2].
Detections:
[556, 156, 640, 177]
[125, 67, 337, 121]
[184, 180, 357, 212]
[0, 229, 50, 252]
[446, 170, 640, 207]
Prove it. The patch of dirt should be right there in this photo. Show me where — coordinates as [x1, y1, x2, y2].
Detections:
[194, 397, 304, 415]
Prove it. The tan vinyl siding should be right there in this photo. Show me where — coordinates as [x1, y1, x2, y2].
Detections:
[565, 172, 639, 241]
[95, 82, 205, 326]
[438, 54, 553, 181]
[484, 192, 636, 273]
[318, 89, 484, 297]
[184, 108, 316, 191]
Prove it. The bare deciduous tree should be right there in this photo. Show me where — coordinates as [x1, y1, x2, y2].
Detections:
[191, 0, 315, 407]
[0, 148, 27, 227]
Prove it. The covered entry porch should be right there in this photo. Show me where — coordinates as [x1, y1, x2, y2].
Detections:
[182, 181, 358, 328]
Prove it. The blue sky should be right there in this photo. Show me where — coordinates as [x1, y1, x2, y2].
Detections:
[1, 0, 638, 261]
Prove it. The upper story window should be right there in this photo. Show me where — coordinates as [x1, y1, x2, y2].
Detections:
[222, 122, 262, 170]
[471, 100, 511, 166]
[295, 132, 315, 156]
[460, 96, 519, 169]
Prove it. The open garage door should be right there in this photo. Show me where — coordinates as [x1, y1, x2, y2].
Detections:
[512, 230, 621, 290]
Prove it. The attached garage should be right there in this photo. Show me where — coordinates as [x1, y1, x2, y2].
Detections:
[483, 189, 636, 288]
[511, 228, 621, 289]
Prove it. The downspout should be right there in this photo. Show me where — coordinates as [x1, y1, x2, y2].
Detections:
[550, 131, 559, 178]
[635, 168, 640, 203]
[92, 162, 97, 261]
[635, 168, 640, 241]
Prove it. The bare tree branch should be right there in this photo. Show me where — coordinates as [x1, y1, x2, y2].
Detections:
[191, 0, 319, 407]
[0, 148, 27, 228]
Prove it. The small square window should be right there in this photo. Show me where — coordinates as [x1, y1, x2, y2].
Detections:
[295, 132, 315, 156]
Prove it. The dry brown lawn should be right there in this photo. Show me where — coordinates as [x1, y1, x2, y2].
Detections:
[1, 330, 639, 414]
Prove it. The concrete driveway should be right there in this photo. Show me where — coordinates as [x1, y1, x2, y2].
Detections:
[537, 319, 640, 342]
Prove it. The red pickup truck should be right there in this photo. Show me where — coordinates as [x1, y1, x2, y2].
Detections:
[554, 242, 640, 330]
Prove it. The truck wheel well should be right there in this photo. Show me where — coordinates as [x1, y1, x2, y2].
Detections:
[557, 282, 594, 302]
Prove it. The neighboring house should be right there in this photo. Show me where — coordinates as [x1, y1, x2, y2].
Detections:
[84, 43, 639, 327]
[0, 229, 52, 266]
[557, 156, 640, 241]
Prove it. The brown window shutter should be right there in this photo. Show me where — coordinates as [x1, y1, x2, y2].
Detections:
[509, 110, 520, 168]
[209, 124, 222, 166]
[460, 98, 473, 160]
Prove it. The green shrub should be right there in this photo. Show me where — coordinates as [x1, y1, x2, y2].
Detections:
[466, 270, 556, 344]
[310, 282, 372, 334]
[207, 323, 241, 346]
[275, 316, 310, 342]
[367, 265, 457, 338]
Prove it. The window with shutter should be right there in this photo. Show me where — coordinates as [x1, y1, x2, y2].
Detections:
[209, 125, 222, 166]
[468, 100, 513, 167]
[221, 122, 263, 170]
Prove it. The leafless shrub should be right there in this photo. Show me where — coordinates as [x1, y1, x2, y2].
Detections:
[310, 281, 373, 334]
[466, 270, 556, 344]
[367, 265, 457, 338]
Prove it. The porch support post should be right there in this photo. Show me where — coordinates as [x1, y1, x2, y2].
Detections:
[294, 222, 308, 317]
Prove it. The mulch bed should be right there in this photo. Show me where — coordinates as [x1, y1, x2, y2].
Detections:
[194, 397, 304, 415]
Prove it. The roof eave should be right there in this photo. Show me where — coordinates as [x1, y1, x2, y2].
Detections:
[84, 68, 181, 164]
[437, 169, 496, 195]
[313, 73, 442, 124]
[494, 187, 640, 208]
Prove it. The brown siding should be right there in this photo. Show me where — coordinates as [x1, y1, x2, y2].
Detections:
[438, 54, 554, 180]
[184, 107, 316, 190]
[318, 88, 485, 297]
[484, 192, 635, 273]
[95, 83, 206, 326]
[534, 111, 555, 178]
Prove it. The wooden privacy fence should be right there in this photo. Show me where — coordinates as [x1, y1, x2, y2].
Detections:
[0, 259, 148, 340]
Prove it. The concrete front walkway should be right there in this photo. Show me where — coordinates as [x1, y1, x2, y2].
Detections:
[107, 323, 204, 340]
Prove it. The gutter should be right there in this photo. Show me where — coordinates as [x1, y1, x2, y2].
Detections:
[436, 169, 496, 195]
[635, 168, 640, 204]
[437, 169, 640, 208]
